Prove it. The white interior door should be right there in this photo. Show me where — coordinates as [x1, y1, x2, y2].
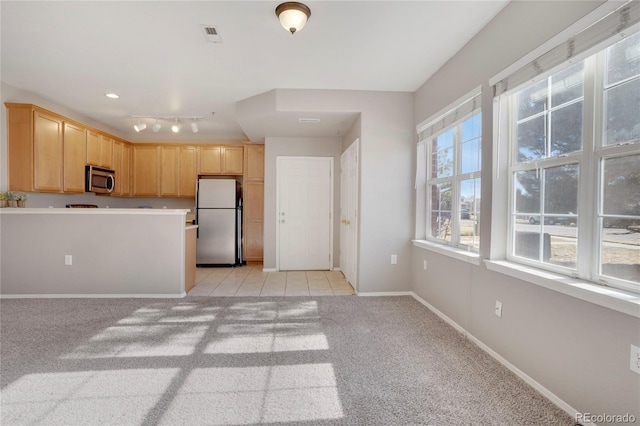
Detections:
[340, 139, 359, 289]
[278, 157, 333, 270]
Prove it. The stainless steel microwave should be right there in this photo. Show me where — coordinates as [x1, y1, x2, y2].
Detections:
[85, 165, 115, 194]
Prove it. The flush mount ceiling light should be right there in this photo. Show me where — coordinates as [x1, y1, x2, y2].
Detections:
[133, 120, 147, 132]
[275, 2, 311, 34]
[105, 93, 119, 99]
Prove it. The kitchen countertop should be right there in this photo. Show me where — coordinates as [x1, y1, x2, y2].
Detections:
[0, 208, 191, 215]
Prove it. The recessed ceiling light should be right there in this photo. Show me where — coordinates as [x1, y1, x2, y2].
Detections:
[105, 93, 119, 99]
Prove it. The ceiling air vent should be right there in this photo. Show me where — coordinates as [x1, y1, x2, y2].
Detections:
[299, 118, 320, 123]
[201, 25, 222, 43]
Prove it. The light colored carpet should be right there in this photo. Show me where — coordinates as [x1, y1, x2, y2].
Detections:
[0, 296, 573, 425]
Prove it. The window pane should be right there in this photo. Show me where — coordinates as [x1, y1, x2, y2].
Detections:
[602, 155, 640, 216]
[544, 164, 579, 215]
[551, 62, 584, 107]
[517, 115, 546, 162]
[433, 130, 454, 178]
[515, 170, 540, 214]
[518, 80, 547, 120]
[601, 218, 640, 284]
[430, 183, 452, 241]
[604, 79, 640, 145]
[461, 114, 481, 142]
[550, 101, 583, 155]
[461, 139, 481, 174]
[513, 219, 546, 262]
[545, 224, 578, 269]
[606, 32, 640, 86]
[460, 178, 481, 249]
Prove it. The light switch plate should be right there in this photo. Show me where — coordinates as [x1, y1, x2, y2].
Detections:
[631, 344, 640, 374]
[64, 255, 72, 266]
[495, 300, 503, 318]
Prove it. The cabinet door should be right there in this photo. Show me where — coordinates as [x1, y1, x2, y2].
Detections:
[199, 146, 222, 174]
[121, 144, 131, 196]
[86, 130, 101, 166]
[33, 111, 63, 192]
[111, 141, 123, 196]
[243, 181, 264, 261]
[99, 135, 113, 168]
[244, 144, 264, 182]
[180, 146, 197, 198]
[223, 146, 243, 174]
[132, 145, 160, 196]
[63, 122, 86, 193]
[160, 146, 180, 197]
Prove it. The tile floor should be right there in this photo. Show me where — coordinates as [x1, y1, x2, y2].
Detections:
[188, 264, 355, 297]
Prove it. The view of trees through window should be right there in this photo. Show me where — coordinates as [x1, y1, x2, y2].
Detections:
[509, 32, 639, 290]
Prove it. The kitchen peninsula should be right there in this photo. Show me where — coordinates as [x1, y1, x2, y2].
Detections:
[0, 208, 196, 297]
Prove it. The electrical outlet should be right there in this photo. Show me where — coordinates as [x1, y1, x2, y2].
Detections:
[390, 254, 397, 264]
[495, 300, 503, 318]
[423, 260, 428, 270]
[631, 344, 640, 374]
[65, 255, 72, 266]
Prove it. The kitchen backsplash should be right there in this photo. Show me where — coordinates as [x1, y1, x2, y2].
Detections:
[22, 192, 196, 211]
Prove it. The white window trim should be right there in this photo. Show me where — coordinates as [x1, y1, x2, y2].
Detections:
[485, 260, 640, 319]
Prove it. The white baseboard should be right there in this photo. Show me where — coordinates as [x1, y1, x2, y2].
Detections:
[332, 267, 342, 272]
[410, 292, 586, 424]
[357, 291, 413, 297]
[0, 293, 186, 299]
[262, 268, 278, 272]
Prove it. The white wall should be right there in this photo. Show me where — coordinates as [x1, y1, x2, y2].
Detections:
[264, 90, 414, 293]
[412, 0, 640, 419]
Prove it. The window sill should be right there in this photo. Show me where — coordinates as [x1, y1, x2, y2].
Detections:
[484, 260, 640, 319]
[412, 240, 481, 266]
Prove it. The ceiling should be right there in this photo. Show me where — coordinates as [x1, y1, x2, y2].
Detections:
[1, 1, 509, 143]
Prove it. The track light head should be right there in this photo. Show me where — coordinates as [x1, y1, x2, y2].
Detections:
[171, 119, 181, 133]
[191, 120, 199, 133]
[133, 121, 147, 132]
[152, 120, 161, 132]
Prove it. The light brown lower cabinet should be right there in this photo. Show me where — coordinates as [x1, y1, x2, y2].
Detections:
[243, 181, 264, 262]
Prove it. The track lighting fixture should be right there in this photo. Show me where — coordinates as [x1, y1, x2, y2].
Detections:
[133, 121, 147, 132]
[131, 116, 202, 134]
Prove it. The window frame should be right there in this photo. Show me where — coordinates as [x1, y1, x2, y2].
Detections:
[505, 40, 640, 294]
[426, 110, 482, 251]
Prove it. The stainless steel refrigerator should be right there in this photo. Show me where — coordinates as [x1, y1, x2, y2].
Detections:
[196, 178, 242, 266]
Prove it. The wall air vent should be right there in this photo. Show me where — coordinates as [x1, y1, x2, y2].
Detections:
[299, 118, 320, 123]
[201, 25, 222, 43]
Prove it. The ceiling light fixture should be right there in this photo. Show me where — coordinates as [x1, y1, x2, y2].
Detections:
[152, 119, 161, 132]
[191, 119, 199, 133]
[275, 2, 311, 34]
[133, 121, 147, 132]
[171, 119, 181, 133]
[105, 93, 119, 99]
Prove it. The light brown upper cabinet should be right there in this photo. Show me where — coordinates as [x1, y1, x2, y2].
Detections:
[111, 140, 131, 196]
[132, 145, 161, 197]
[198, 145, 243, 175]
[160, 146, 180, 197]
[86, 131, 113, 169]
[5, 103, 67, 193]
[243, 144, 264, 182]
[179, 146, 197, 198]
[63, 122, 87, 193]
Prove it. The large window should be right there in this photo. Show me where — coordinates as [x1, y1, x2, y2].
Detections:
[426, 110, 482, 250]
[508, 31, 640, 292]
